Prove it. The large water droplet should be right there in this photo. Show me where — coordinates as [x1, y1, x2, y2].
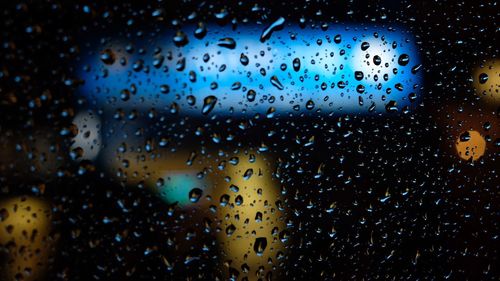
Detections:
[270, 75, 284, 90]
[247, 89, 256, 102]
[260, 17, 285, 42]
[226, 224, 236, 236]
[217, 37, 236, 49]
[478, 73, 489, 84]
[354, 71, 364, 81]
[240, 53, 249, 66]
[293, 58, 301, 71]
[173, 31, 189, 47]
[243, 168, 253, 180]
[398, 54, 410, 66]
[100, 49, 115, 65]
[189, 188, 203, 203]
[361, 42, 370, 51]
[202, 96, 217, 115]
[194, 22, 207, 39]
[306, 99, 315, 110]
[253, 237, 267, 256]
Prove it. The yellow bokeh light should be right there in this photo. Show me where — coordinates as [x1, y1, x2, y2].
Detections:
[455, 130, 486, 161]
[104, 147, 288, 279]
[472, 59, 500, 106]
[212, 153, 286, 280]
[0, 196, 53, 281]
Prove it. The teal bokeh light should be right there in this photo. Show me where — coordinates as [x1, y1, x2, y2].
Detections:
[156, 172, 203, 207]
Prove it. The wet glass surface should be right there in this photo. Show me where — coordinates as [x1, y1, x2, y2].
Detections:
[0, 1, 498, 280]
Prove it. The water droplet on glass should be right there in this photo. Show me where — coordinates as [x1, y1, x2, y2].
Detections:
[173, 31, 189, 47]
[270, 75, 284, 90]
[202, 95, 217, 115]
[194, 22, 207, 39]
[189, 188, 203, 203]
[306, 99, 315, 110]
[478, 73, 488, 84]
[411, 64, 422, 74]
[398, 54, 410, 66]
[100, 49, 115, 65]
[354, 71, 364, 81]
[385, 100, 398, 112]
[293, 58, 301, 71]
[266, 107, 276, 118]
[260, 17, 285, 42]
[254, 237, 267, 256]
[217, 37, 236, 49]
[220, 194, 230, 206]
[247, 89, 256, 102]
[279, 230, 290, 243]
[459, 131, 471, 142]
[231, 82, 242, 90]
[235, 195, 243, 206]
[226, 224, 236, 236]
[243, 168, 253, 180]
[176, 57, 186, 71]
[240, 53, 249, 66]
[361, 42, 370, 51]
[334, 34, 341, 44]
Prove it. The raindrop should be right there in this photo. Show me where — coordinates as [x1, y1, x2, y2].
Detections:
[153, 55, 164, 68]
[226, 224, 236, 236]
[231, 82, 242, 90]
[459, 131, 471, 142]
[202, 96, 217, 115]
[260, 17, 285, 42]
[120, 89, 130, 101]
[255, 212, 263, 222]
[243, 168, 254, 180]
[254, 237, 267, 256]
[306, 99, 315, 110]
[217, 37, 236, 49]
[247, 89, 256, 102]
[235, 195, 243, 206]
[173, 31, 189, 47]
[189, 188, 203, 203]
[354, 71, 364, 81]
[279, 230, 290, 243]
[220, 194, 230, 206]
[194, 22, 207, 39]
[361, 42, 370, 51]
[398, 54, 410, 66]
[270, 75, 284, 90]
[186, 95, 196, 106]
[411, 64, 422, 74]
[100, 49, 115, 65]
[478, 73, 488, 84]
[240, 53, 249, 66]
[293, 58, 301, 71]
[385, 100, 398, 112]
[266, 107, 276, 118]
[334, 34, 341, 44]
[176, 57, 186, 71]
[229, 184, 239, 193]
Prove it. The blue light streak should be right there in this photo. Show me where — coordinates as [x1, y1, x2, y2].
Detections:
[77, 24, 422, 116]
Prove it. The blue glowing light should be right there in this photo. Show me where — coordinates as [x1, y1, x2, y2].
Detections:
[77, 24, 422, 116]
